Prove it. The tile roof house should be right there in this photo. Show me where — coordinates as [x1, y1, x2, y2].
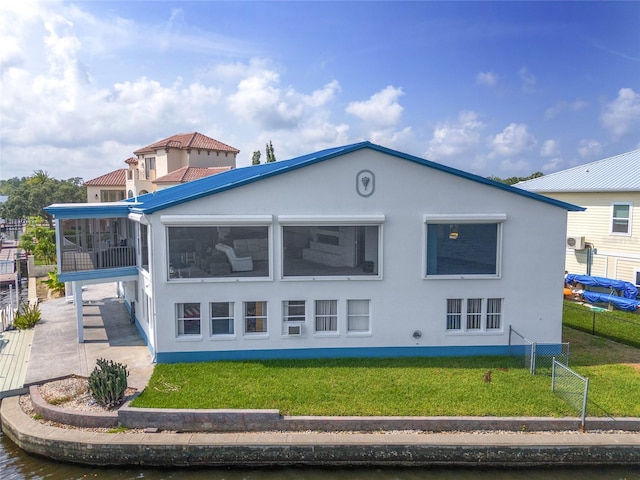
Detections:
[83, 133, 239, 202]
[516, 149, 640, 286]
[46, 142, 581, 362]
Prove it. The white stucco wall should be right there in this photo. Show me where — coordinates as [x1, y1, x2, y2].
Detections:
[136, 150, 568, 359]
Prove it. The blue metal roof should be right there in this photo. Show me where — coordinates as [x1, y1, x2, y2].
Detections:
[46, 141, 584, 217]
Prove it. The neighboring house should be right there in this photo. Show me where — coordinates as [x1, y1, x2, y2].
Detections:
[45, 142, 581, 363]
[84, 169, 127, 203]
[128, 132, 240, 198]
[83, 132, 240, 202]
[516, 149, 640, 287]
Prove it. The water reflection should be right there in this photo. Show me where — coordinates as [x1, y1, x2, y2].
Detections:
[2, 433, 639, 480]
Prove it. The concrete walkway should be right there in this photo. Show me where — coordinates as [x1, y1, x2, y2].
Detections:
[23, 282, 153, 390]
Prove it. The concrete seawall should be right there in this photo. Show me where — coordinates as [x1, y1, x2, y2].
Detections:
[4, 394, 640, 467]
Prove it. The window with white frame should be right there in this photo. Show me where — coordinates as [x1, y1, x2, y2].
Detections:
[176, 303, 201, 336]
[244, 301, 267, 334]
[210, 302, 234, 336]
[446, 298, 502, 332]
[347, 299, 371, 333]
[167, 225, 269, 279]
[466, 298, 482, 330]
[424, 215, 505, 278]
[283, 300, 306, 335]
[281, 220, 381, 278]
[611, 203, 632, 235]
[315, 300, 338, 333]
[486, 298, 503, 330]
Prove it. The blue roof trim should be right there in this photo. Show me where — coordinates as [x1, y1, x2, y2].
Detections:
[44, 202, 133, 219]
[45, 142, 584, 217]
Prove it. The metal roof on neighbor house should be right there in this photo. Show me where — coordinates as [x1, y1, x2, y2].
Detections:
[45, 142, 584, 218]
[516, 149, 640, 193]
[125, 141, 584, 215]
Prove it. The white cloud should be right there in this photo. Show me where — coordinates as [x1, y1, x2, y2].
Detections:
[519, 67, 536, 94]
[544, 99, 589, 119]
[490, 123, 537, 156]
[345, 86, 404, 127]
[476, 71, 498, 87]
[540, 139, 559, 157]
[426, 111, 484, 160]
[577, 139, 603, 158]
[541, 157, 564, 173]
[601, 87, 640, 137]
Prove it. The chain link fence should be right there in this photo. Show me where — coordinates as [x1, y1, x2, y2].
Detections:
[508, 326, 569, 375]
[563, 301, 640, 348]
[552, 358, 589, 431]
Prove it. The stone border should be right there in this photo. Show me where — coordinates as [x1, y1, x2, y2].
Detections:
[4, 396, 640, 467]
[30, 386, 640, 433]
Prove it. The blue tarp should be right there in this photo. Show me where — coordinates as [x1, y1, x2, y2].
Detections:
[565, 274, 639, 299]
[581, 291, 640, 312]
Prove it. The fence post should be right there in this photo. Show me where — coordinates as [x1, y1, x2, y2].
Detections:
[551, 357, 556, 392]
[530, 342, 536, 375]
[581, 378, 589, 433]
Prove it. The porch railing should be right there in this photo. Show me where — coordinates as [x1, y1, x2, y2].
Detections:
[61, 246, 136, 273]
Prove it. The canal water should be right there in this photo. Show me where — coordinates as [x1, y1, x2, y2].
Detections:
[1, 433, 639, 480]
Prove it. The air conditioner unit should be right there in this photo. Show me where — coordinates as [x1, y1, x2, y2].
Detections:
[287, 323, 303, 336]
[566, 236, 585, 250]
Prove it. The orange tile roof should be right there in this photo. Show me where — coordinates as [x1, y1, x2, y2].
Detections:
[134, 132, 240, 155]
[124, 157, 138, 165]
[153, 166, 232, 184]
[84, 169, 127, 187]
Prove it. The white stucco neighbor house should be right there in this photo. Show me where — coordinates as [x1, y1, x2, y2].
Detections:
[516, 149, 640, 287]
[45, 142, 582, 363]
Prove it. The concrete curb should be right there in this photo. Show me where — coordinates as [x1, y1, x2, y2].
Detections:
[4, 396, 640, 467]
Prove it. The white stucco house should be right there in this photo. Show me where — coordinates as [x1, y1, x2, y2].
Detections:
[516, 149, 640, 286]
[46, 142, 582, 363]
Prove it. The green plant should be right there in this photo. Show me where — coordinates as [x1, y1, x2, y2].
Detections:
[43, 268, 65, 296]
[88, 358, 129, 409]
[107, 426, 129, 434]
[13, 301, 41, 329]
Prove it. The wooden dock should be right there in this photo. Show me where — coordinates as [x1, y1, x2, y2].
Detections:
[0, 327, 33, 398]
[0, 240, 18, 287]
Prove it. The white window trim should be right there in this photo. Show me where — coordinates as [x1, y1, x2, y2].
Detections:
[176, 303, 202, 339]
[610, 202, 632, 236]
[243, 301, 269, 337]
[346, 299, 372, 336]
[282, 300, 307, 337]
[209, 302, 236, 339]
[445, 297, 504, 334]
[161, 215, 273, 225]
[423, 216, 504, 280]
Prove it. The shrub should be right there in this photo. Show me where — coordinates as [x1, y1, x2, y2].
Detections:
[43, 268, 65, 296]
[88, 358, 129, 409]
[13, 301, 41, 329]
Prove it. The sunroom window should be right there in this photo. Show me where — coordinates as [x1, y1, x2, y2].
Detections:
[425, 216, 503, 277]
[282, 225, 380, 277]
[167, 225, 269, 279]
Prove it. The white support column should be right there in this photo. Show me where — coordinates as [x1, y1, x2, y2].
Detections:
[73, 281, 84, 343]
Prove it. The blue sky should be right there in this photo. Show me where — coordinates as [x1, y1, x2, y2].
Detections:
[1, 1, 639, 181]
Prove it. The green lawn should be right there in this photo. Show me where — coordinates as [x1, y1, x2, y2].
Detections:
[563, 300, 640, 348]
[131, 327, 640, 417]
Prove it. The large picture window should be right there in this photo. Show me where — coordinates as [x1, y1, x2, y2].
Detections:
[426, 223, 500, 277]
[282, 225, 380, 277]
[168, 226, 269, 279]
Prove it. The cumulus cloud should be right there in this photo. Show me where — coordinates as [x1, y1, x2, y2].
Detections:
[426, 111, 484, 160]
[490, 123, 537, 156]
[540, 139, 559, 157]
[544, 99, 589, 119]
[541, 157, 564, 173]
[519, 67, 536, 94]
[578, 139, 603, 158]
[602, 87, 640, 137]
[345, 86, 404, 127]
[476, 71, 498, 87]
